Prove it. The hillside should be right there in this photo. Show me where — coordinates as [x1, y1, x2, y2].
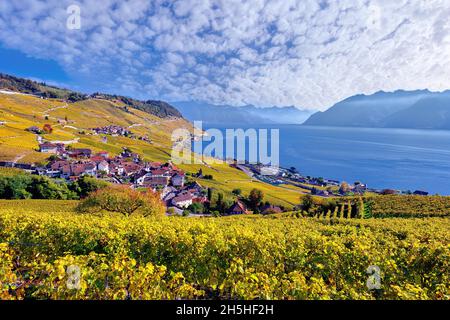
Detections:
[0, 91, 306, 208]
[172, 101, 314, 124]
[303, 90, 450, 129]
[0, 73, 182, 118]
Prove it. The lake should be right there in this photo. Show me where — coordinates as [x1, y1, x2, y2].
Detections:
[199, 123, 450, 195]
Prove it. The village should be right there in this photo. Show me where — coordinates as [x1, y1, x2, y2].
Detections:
[36, 141, 215, 215]
[0, 124, 278, 216]
[0, 122, 430, 217]
[233, 163, 430, 197]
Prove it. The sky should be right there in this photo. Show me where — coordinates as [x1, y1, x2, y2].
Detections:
[0, 0, 450, 110]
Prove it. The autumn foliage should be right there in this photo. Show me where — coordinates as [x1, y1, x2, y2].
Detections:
[77, 185, 165, 217]
[42, 123, 53, 134]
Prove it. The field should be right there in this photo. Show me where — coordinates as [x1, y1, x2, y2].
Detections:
[0, 200, 448, 300]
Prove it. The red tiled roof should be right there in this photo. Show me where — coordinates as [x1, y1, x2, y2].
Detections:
[172, 193, 194, 203]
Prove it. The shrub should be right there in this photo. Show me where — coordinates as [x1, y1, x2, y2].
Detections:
[232, 188, 242, 196]
[188, 202, 204, 214]
[77, 185, 165, 217]
[43, 124, 53, 134]
[69, 175, 109, 198]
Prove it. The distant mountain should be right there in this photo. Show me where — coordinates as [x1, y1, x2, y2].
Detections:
[171, 101, 314, 125]
[303, 90, 450, 130]
[0, 73, 182, 118]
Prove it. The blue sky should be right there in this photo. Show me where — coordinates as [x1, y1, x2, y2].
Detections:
[0, 0, 450, 110]
[0, 46, 69, 83]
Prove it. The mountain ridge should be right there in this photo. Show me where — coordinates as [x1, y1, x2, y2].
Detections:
[171, 101, 315, 125]
[304, 89, 450, 130]
[0, 73, 182, 119]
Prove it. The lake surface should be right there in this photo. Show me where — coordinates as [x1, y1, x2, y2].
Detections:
[199, 123, 450, 195]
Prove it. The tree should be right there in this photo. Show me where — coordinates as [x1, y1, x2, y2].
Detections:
[215, 192, 227, 213]
[232, 188, 242, 197]
[339, 182, 351, 195]
[358, 197, 365, 219]
[188, 202, 204, 214]
[76, 185, 165, 217]
[300, 194, 314, 213]
[43, 123, 53, 134]
[70, 175, 108, 198]
[207, 188, 213, 201]
[0, 173, 78, 200]
[248, 188, 264, 211]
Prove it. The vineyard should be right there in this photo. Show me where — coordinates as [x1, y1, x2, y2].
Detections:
[0, 200, 448, 300]
[300, 195, 450, 219]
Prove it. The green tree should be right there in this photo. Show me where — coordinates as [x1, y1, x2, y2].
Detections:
[70, 176, 108, 198]
[188, 203, 204, 214]
[300, 194, 314, 213]
[207, 188, 213, 201]
[215, 192, 227, 213]
[248, 188, 264, 211]
[232, 188, 242, 197]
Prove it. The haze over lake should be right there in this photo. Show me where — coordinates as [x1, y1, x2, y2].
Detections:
[201, 124, 450, 195]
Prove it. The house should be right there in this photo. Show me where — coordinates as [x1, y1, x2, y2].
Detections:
[50, 160, 70, 171]
[97, 151, 109, 158]
[39, 143, 58, 153]
[97, 160, 110, 174]
[83, 163, 97, 176]
[171, 192, 195, 208]
[228, 201, 250, 215]
[68, 148, 92, 158]
[122, 162, 142, 176]
[109, 163, 125, 176]
[256, 165, 279, 176]
[55, 143, 66, 155]
[160, 186, 177, 198]
[135, 172, 152, 186]
[142, 176, 169, 188]
[151, 168, 171, 177]
[187, 181, 203, 194]
[27, 126, 41, 134]
[192, 196, 209, 204]
[71, 164, 88, 176]
[171, 173, 185, 187]
[260, 205, 282, 215]
[44, 169, 61, 178]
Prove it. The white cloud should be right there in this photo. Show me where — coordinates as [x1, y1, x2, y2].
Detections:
[0, 0, 450, 110]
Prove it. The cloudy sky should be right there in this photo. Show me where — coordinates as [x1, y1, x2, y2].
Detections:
[0, 0, 450, 110]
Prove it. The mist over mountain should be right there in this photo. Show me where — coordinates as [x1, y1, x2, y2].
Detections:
[171, 101, 314, 125]
[304, 90, 450, 130]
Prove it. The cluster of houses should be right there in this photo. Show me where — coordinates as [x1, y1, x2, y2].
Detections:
[39, 144, 185, 189]
[160, 181, 209, 213]
[91, 125, 132, 137]
[36, 143, 220, 213]
[39, 142, 92, 158]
